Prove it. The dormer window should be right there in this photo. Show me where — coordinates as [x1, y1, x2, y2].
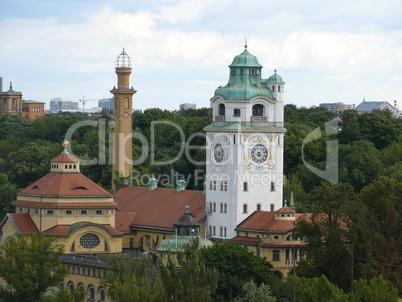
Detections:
[234, 109, 241, 117]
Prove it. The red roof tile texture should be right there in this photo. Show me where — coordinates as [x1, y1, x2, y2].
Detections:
[18, 173, 112, 197]
[9, 213, 39, 233]
[13, 200, 117, 208]
[51, 152, 80, 163]
[114, 186, 205, 231]
[237, 210, 302, 233]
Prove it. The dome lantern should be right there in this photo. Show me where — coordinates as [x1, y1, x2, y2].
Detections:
[115, 48, 132, 69]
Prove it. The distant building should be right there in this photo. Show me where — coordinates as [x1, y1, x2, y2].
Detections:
[319, 102, 354, 112]
[50, 98, 79, 111]
[22, 100, 45, 120]
[98, 98, 114, 110]
[355, 100, 398, 117]
[179, 103, 196, 111]
[0, 81, 23, 116]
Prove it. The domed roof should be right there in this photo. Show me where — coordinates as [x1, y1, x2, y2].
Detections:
[266, 70, 284, 83]
[115, 48, 132, 68]
[229, 44, 262, 68]
[214, 43, 274, 100]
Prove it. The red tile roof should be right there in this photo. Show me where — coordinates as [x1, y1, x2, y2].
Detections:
[13, 200, 117, 208]
[51, 152, 80, 163]
[230, 236, 262, 244]
[9, 213, 39, 233]
[258, 241, 306, 247]
[114, 186, 205, 231]
[115, 212, 137, 232]
[43, 223, 121, 235]
[275, 206, 296, 214]
[18, 173, 112, 197]
[236, 211, 302, 233]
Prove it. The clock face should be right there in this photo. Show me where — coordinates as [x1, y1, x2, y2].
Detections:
[214, 143, 224, 163]
[251, 144, 268, 164]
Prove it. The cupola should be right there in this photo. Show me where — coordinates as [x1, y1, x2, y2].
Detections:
[50, 140, 80, 173]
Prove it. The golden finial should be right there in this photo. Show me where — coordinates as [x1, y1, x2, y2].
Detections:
[61, 140, 69, 148]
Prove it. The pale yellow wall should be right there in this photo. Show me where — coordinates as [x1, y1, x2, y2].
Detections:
[15, 206, 115, 232]
[63, 264, 110, 302]
[237, 229, 300, 279]
[57, 226, 122, 254]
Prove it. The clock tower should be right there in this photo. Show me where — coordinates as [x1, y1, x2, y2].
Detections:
[204, 44, 286, 240]
[110, 49, 137, 186]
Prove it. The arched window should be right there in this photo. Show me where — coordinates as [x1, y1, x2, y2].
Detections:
[68, 282, 75, 293]
[99, 288, 106, 301]
[252, 104, 264, 116]
[278, 86, 281, 92]
[88, 287, 95, 300]
[218, 104, 225, 116]
[272, 85, 275, 92]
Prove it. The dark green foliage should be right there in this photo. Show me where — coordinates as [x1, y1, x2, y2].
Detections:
[0, 173, 18, 220]
[199, 242, 278, 301]
[0, 234, 68, 302]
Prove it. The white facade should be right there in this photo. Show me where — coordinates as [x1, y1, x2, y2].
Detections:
[204, 45, 286, 240]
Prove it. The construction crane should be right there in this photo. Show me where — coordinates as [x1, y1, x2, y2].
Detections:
[79, 96, 96, 113]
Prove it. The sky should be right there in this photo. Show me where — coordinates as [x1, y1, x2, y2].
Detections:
[1, 0, 402, 111]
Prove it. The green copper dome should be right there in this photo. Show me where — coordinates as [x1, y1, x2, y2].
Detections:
[229, 44, 262, 68]
[158, 235, 213, 252]
[214, 44, 274, 100]
[266, 70, 284, 83]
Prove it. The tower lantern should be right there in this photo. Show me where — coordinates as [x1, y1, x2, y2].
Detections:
[110, 48, 137, 187]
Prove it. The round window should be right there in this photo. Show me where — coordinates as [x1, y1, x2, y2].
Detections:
[80, 233, 100, 249]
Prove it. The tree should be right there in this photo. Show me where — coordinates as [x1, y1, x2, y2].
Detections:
[233, 281, 276, 302]
[0, 173, 18, 220]
[294, 182, 356, 291]
[289, 275, 350, 302]
[103, 254, 163, 302]
[0, 234, 68, 302]
[40, 286, 86, 302]
[159, 239, 218, 302]
[352, 275, 399, 302]
[6, 141, 60, 188]
[200, 242, 278, 302]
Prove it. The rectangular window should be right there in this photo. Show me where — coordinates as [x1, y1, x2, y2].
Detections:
[271, 182, 275, 191]
[257, 204, 261, 211]
[209, 202, 213, 212]
[220, 182, 223, 191]
[220, 227, 223, 236]
[95, 210, 103, 215]
[220, 203, 223, 213]
[224, 227, 227, 237]
[213, 203, 216, 212]
[213, 181, 217, 190]
[80, 210, 88, 215]
[233, 135, 236, 144]
[209, 181, 213, 190]
[270, 204, 275, 212]
[272, 250, 280, 261]
[77, 268, 80, 275]
[46, 210, 54, 215]
[35, 209, 38, 214]
[213, 226, 216, 236]
[243, 182, 248, 192]
[224, 203, 227, 213]
[65, 210, 73, 215]
[286, 249, 290, 261]
[234, 109, 241, 117]
[243, 204, 248, 214]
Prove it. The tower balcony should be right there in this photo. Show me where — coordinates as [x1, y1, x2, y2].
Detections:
[215, 115, 225, 122]
[251, 116, 267, 123]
